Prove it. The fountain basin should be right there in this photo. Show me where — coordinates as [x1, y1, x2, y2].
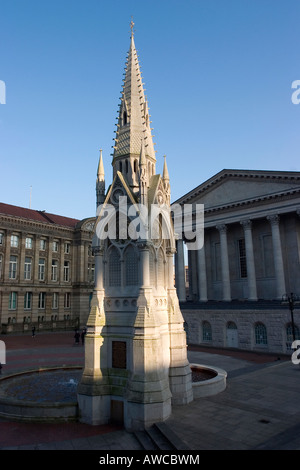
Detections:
[0, 367, 82, 422]
[190, 364, 227, 398]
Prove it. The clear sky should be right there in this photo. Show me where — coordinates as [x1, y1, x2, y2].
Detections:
[0, 0, 299, 220]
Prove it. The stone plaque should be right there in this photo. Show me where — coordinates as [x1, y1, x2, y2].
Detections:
[112, 341, 127, 369]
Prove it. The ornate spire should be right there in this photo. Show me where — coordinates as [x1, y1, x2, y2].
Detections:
[163, 155, 169, 182]
[96, 149, 105, 208]
[112, 23, 156, 190]
[97, 149, 105, 181]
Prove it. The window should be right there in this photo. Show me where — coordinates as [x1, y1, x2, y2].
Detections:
[25, 237, 33, 249]
[52, 293, 58, 309]
[123, 111, 127, 125]
[202, 321, 212, 342]
[38, 258, 45, 281]
[9, 292, 17, 310]
[52, 241, 59, 252]
[51, 260, 58, 281]
[255, 323, 267, 346]
[64, 292, 71, 309]
[64, 261, 70, 282]
[64, 242, 71, 254]
[109, 247, 121, 286]
[38, 292, 45, 309]
[0, 254, 2, 279]
[125, 245, 138, 286]
[24, 257, 32, 280]
[11, 234, 19, 248]
[24, 292, 32, 310]
[9, 255, 17, 279]
[0, 233, 3, 245]
[238, 238, 247, 278]
[40, 239, 46, 250]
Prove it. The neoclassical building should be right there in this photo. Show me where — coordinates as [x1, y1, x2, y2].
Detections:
[174, 169, 300, 354]
[0, 202, 96, 333]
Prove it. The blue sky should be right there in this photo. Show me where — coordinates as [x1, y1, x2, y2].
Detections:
[0, 0, 299, 220]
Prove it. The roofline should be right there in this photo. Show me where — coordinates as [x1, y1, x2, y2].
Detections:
[172, 169, 300, 205]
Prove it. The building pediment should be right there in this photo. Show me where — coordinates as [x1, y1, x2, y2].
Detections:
[174, 169, 300, 211]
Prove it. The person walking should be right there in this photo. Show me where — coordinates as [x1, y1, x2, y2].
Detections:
[74, 330, 80, 345]
[81, 328, 86, 346]
[32, 326, 36, 338]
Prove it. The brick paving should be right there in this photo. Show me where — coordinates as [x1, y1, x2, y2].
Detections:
[0, 331, 299, 451]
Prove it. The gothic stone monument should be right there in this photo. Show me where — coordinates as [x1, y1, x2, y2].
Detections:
[77, 23, 193, 431]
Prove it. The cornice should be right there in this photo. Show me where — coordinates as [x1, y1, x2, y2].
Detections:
[0, 214, 76, 236]
[174, 169, 300, 205]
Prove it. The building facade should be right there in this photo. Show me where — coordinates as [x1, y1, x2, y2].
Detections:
[174, 169, 300, 354]
[0, 202, 96, 333]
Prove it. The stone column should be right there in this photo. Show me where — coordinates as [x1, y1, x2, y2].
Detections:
[267, 214, 286, 298]
[197, 243, 208, 302]
[240, 220, 258, 301]
[94, 246, 104, 290]
[216, 224, 231, 301]
[176, 239, 186, 302]
[138, 241, 150, 287]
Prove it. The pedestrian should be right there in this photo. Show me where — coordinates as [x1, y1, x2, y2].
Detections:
[0, 363, 2, 375]
[81, 328, 86, 345]
[74, 330, 80, 345]
[32, 326, 36, 337]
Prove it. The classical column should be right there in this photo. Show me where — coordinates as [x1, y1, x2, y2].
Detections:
[197, 244, 208, 302]
[240, 220, 258, 301]
[267, 214, 286, 298]
[94, 246, 104, 290]
[216, 224, 231, 301]
[176, 238, 186, 302]
[138, 241, 150, 287]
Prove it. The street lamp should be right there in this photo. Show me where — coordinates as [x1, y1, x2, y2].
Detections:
[282, 292, 299, 343]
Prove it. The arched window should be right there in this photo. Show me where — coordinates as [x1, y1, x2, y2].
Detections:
[119, 161, 122, 172]
[202, 321, 212, 342]
[124, 245, 138, 286]
[123, 111, 127, 125]
[126, 159, 129, 173]
[255, 322, 267, 345]
[109, 247, 121, 286]
[134, 159, 138, 173]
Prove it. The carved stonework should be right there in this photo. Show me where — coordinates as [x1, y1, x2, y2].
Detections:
[216, 224, 227, 234]
[240, 219, 252, 230]
[267, 214, 280, 226]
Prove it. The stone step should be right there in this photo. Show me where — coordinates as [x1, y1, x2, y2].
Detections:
[133, 430, 159, 450]
[134, 423, 190, 451]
